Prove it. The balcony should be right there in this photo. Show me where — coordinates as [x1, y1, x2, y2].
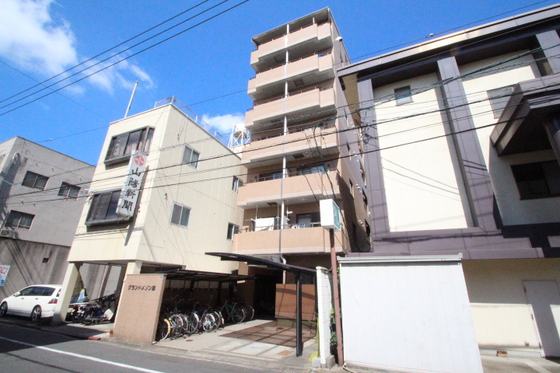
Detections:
[237, 170, 340, 208]
[241, 126, 338, 165]
[245, 87, 335, 127]
[248, 53, 334, 100]
[250, 22, 332, 66]
[232, 226, 344, 255]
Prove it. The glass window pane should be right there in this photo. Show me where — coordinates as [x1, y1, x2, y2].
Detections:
[22, 172, 36, 187]
[191, 151, 199, 167]
[180, 208, 190, 226]
[18, 214, 33, 228]
[35, 175, 48, 190]
[5, 211, 20, 227]
[107, 134, 128, 159]
[183, 147, 193, 164]
[105, 191, 121, 219]
[171, 204, 182, 225]
[68, 185, 80, 198]
[125, 130, 142, 155]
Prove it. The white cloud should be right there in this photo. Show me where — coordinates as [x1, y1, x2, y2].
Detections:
[201, 113, 245, 134]
[0, 0, 152, 94]
[0, 0, 78, 75]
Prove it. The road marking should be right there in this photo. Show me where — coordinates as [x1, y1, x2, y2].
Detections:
[526, 360, 553, 373]
[0, 336, 165, 373]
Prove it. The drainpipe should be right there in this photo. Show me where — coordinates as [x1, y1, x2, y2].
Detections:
[278, 33, 290, 283]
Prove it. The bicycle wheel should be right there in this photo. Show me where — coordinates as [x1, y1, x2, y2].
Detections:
[213, 311, 224, 329]
[232, 305, 246, 324]
[188, 311, 200, 334]
[244, 304, 255, 321]
[168, 314, 184, 339]
[202, 313, 216, 332]
[157, 318, 171, 341]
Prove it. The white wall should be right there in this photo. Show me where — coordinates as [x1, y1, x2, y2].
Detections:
[339, 256, 482, 373]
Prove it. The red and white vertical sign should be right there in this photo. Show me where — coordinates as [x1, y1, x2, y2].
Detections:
[116, 151, 147, 218]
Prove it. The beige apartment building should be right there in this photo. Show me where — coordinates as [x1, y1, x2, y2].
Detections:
[234, 8, 371, 276]
[54, 100, 243, 322]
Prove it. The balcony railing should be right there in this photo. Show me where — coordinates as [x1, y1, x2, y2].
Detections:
[232, 225, 345, 255]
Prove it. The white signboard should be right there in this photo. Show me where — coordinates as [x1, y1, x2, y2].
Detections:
[116, 151, 147, 218]
[320, 199, 341, 231]
[0, 265, 10, 286]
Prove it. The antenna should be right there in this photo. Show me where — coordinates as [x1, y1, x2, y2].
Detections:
[124, 81, 139, 118]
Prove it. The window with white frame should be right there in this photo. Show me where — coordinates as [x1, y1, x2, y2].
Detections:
[395, 86, 412, 105]
[22, 171, 49, 190]
[58, 182, 80, 198]
[182, 145, 200, 168]
[227, 223, 239, 240]
[5, 211, 34, 229]
[171, 203, 191, 227]
[105, 127, 154, 164]
[232, 176, 242, 192]
[86, 190, 130, 225]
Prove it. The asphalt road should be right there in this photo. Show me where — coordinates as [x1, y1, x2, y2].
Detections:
[0, 322, 269, 373]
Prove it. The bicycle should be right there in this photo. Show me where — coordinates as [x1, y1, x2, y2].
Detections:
[220, 300, 246, 324]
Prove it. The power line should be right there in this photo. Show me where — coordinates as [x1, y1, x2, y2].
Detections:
[0, 0, 214, 106]
[0, 0, 251, 117]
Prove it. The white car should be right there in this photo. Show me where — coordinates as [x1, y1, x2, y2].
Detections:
[0, 284, 62, 321]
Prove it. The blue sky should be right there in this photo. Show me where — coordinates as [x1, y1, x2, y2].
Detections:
[0, 0, 556, 165]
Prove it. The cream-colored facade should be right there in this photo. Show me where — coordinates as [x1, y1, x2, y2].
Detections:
[235, 8, 371, 270]
[338, 4, 560, 357]
[54, 102, 242, 322]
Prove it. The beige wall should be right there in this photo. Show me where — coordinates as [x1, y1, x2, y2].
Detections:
[463, 259, 560, 355]
[373, 73, 469, 231]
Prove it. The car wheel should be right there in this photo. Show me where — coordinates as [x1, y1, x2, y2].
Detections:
[31, 306, 41, 322]
[0, 302, 7, 317]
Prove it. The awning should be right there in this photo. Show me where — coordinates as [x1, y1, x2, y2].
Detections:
[206, 252, 316, 276]
[157, 268, 253, 282]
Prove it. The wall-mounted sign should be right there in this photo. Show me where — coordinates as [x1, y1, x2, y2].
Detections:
[320, 199, 341, 231]
[0, 265, 10, 286]
[116, 151, 147, 218]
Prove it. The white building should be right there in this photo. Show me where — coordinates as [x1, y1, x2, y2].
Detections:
[55, 100, 244, 322]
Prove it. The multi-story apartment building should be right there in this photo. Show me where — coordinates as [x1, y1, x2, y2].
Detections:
[234, 9, 371, 275]
[54, 100, 243, 322]
[338, 4, 560, 357]
[0, 137, 95, 299]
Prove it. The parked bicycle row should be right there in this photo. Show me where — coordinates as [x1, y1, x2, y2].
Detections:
[157, 300, 254, 341]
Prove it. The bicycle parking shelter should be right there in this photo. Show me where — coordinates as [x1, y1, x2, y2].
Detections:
[206, 252, 316, 357]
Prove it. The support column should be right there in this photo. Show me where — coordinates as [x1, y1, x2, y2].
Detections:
[126, 260, 142, 275]
[537, 30, 560, 75]
[357, 78, 389, 237]
[438, 56, 497, 231]
[52, 262, 82, 325]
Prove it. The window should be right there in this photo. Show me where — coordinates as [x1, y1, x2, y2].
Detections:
[5, 211, 34, 229]
[258, 170, 283, 182]
[105, 127, 154, 164]
[488, 85, 516, 119]
[86, 190, 130, 225]
[22, 171, 48, 190]
[298, 165, 326, 175]
[395, 86, 412, 105]
[58, 182, 80, 198]
[182, 145, 200, 168]
[232, 176, 243, 192]
[171, 203, 190, 227]
[511, 161, 560, 200]
[227, 223, 239, 240]
[296, 212, 320, 228]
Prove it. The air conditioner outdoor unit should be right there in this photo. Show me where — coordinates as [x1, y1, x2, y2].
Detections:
[0, 229, 15, 239]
